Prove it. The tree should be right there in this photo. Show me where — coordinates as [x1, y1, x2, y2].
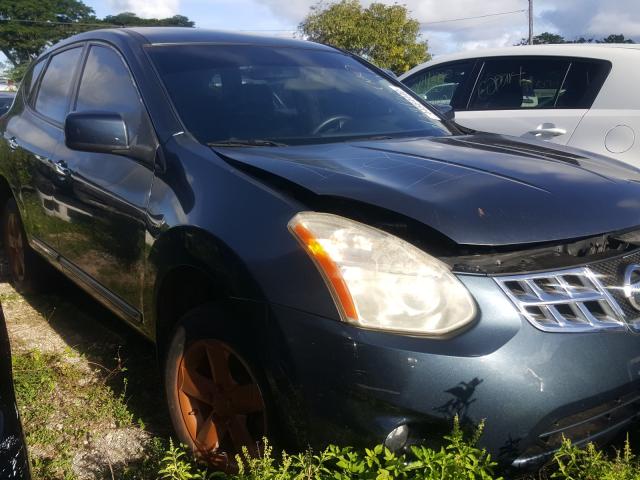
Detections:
[518, 32, 566, 45]
[0, 1, 195, 81]
[0, 0, 97, 67]
[600, 34, 634, 44]
[299, 0, 429, 75]
[103, 12, 194, 27]
[518, 32, 636, 45]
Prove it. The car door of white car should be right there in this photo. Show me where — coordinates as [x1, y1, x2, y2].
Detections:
[451, 57, 610, 147]
[453, 56, 583, 144]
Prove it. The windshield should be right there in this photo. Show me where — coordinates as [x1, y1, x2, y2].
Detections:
[147, 44, 451, 145]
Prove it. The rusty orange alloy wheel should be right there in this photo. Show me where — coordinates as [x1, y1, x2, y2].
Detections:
[176, 339, 266, 470]
[4, 211, 25, 282]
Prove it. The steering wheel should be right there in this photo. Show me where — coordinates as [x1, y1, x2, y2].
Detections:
[312, 115, 353, 135]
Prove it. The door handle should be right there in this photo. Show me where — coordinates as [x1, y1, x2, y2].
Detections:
[527, 127, 567, 137]
[7, 136, 18, 150]
[53, 160, 71, 177]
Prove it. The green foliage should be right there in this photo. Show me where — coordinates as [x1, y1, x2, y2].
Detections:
[103, 12, 194, 27]
[519, 32, 636, 45]
[407, 419, 499, 480]
[601, 34, 635, 44]
[156, 418, 500, 480]
[299, 0, 429, 75]
[12, 349, 134, 479]
[552, 436, 640, 480]
[159, 439, 219, 480]
[0, 0, 96, 66]
[0, 0, 195, 81]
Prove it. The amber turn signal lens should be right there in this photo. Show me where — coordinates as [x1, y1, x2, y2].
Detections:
[291, 222, 358, 321]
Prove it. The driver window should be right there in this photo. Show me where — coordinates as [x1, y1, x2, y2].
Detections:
[404, 61, 472, 107]
[74, 45, 145, 131]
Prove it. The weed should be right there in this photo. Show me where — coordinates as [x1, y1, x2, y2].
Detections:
[155, 418, 501, 480]
[13, 343, 640, 480]
[552, 435, 640, 480]
[12, 348, 134, 478]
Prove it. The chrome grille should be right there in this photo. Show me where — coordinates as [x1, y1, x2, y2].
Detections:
[495, 267, 627, 332]
[589, 251, 640, 321]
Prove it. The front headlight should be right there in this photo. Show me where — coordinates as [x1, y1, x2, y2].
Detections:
[288, 212, 476, 336]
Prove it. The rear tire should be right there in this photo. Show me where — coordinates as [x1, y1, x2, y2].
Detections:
[164, 304, 270, 472]
[2, 198, 49, 294]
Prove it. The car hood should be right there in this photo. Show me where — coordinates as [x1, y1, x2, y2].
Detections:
[213, 133, 640, 246]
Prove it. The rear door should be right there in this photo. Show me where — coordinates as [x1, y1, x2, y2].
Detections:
[2, 46, 84, 254]
[54, 43, 157, 324]
[455, 56, 588, 144]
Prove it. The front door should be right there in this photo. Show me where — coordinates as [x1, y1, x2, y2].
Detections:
[54, 43, 156, 323]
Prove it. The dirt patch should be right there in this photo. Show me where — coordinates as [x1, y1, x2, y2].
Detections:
[1, 276, 172, 480]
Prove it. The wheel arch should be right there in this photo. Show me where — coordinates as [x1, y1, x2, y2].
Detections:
[146, 225, 267, 356]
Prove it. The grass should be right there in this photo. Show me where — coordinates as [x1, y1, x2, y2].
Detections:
[154, 419, 501, 480]
[6, 282, 640, 480]
[12, 348, 149, 479]
[13, 343, 640, 480]
[9, 342, 505, 480]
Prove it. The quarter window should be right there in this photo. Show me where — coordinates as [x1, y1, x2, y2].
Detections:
[34, 47, 83, 123]
[555, 60, 611, 109]
[21, 59, 46, 102]
[468, 57, 569, 110]
[74, 45, 143, 126]
[403, 61, 472, 107]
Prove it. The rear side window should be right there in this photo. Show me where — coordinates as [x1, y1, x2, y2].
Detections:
[21, 59, 46, 101]
[35, 47, 83, 123]
[74, 45, 144, 126]
[403, 61, 473, 107]
[469, 57, 569, 110]
[555, 60, 611, 108]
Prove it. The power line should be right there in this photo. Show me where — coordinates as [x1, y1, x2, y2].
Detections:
[0, 18, 122, 27]
[1, 9, 529, 31]
[421, 9, 527, 26]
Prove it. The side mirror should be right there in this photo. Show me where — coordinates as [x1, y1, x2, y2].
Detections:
[433, 103, 455, 122]
[64, 111, 129, 153]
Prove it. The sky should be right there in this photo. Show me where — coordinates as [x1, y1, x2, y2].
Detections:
[83, 0, 640, 56]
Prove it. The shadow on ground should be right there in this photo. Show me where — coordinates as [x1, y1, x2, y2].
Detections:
[8, 268, 172, 440]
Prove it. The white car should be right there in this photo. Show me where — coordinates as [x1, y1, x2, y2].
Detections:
[400, 44, 640, 166]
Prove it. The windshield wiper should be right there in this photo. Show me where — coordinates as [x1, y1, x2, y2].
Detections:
[353, 135, 395, 141]
[207, 139, 288, 147]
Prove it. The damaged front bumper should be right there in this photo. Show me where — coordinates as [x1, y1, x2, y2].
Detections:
[267, 247, 640, 469]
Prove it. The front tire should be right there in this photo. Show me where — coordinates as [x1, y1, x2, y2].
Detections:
[164, 305, 269, 471]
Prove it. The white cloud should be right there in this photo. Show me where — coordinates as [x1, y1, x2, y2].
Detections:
[105, 0, 181, 18]
[253, 0, 640, 55]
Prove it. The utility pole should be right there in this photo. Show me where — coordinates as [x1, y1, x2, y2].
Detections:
[528, 0, 534, 44]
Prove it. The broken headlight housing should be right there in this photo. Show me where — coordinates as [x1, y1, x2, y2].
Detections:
[288, 212, 476, 336]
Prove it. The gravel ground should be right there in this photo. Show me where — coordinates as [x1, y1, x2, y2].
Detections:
[1, 271, 172, 479]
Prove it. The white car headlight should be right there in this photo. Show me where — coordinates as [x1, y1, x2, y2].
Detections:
[288, 212, 476, 336]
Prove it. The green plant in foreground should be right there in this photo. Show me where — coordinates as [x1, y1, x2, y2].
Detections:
[552, 435, 640, 480]
[158, 417, 501, 480]
[407, 419, 500, 480]
[159, 439, 220, 480]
